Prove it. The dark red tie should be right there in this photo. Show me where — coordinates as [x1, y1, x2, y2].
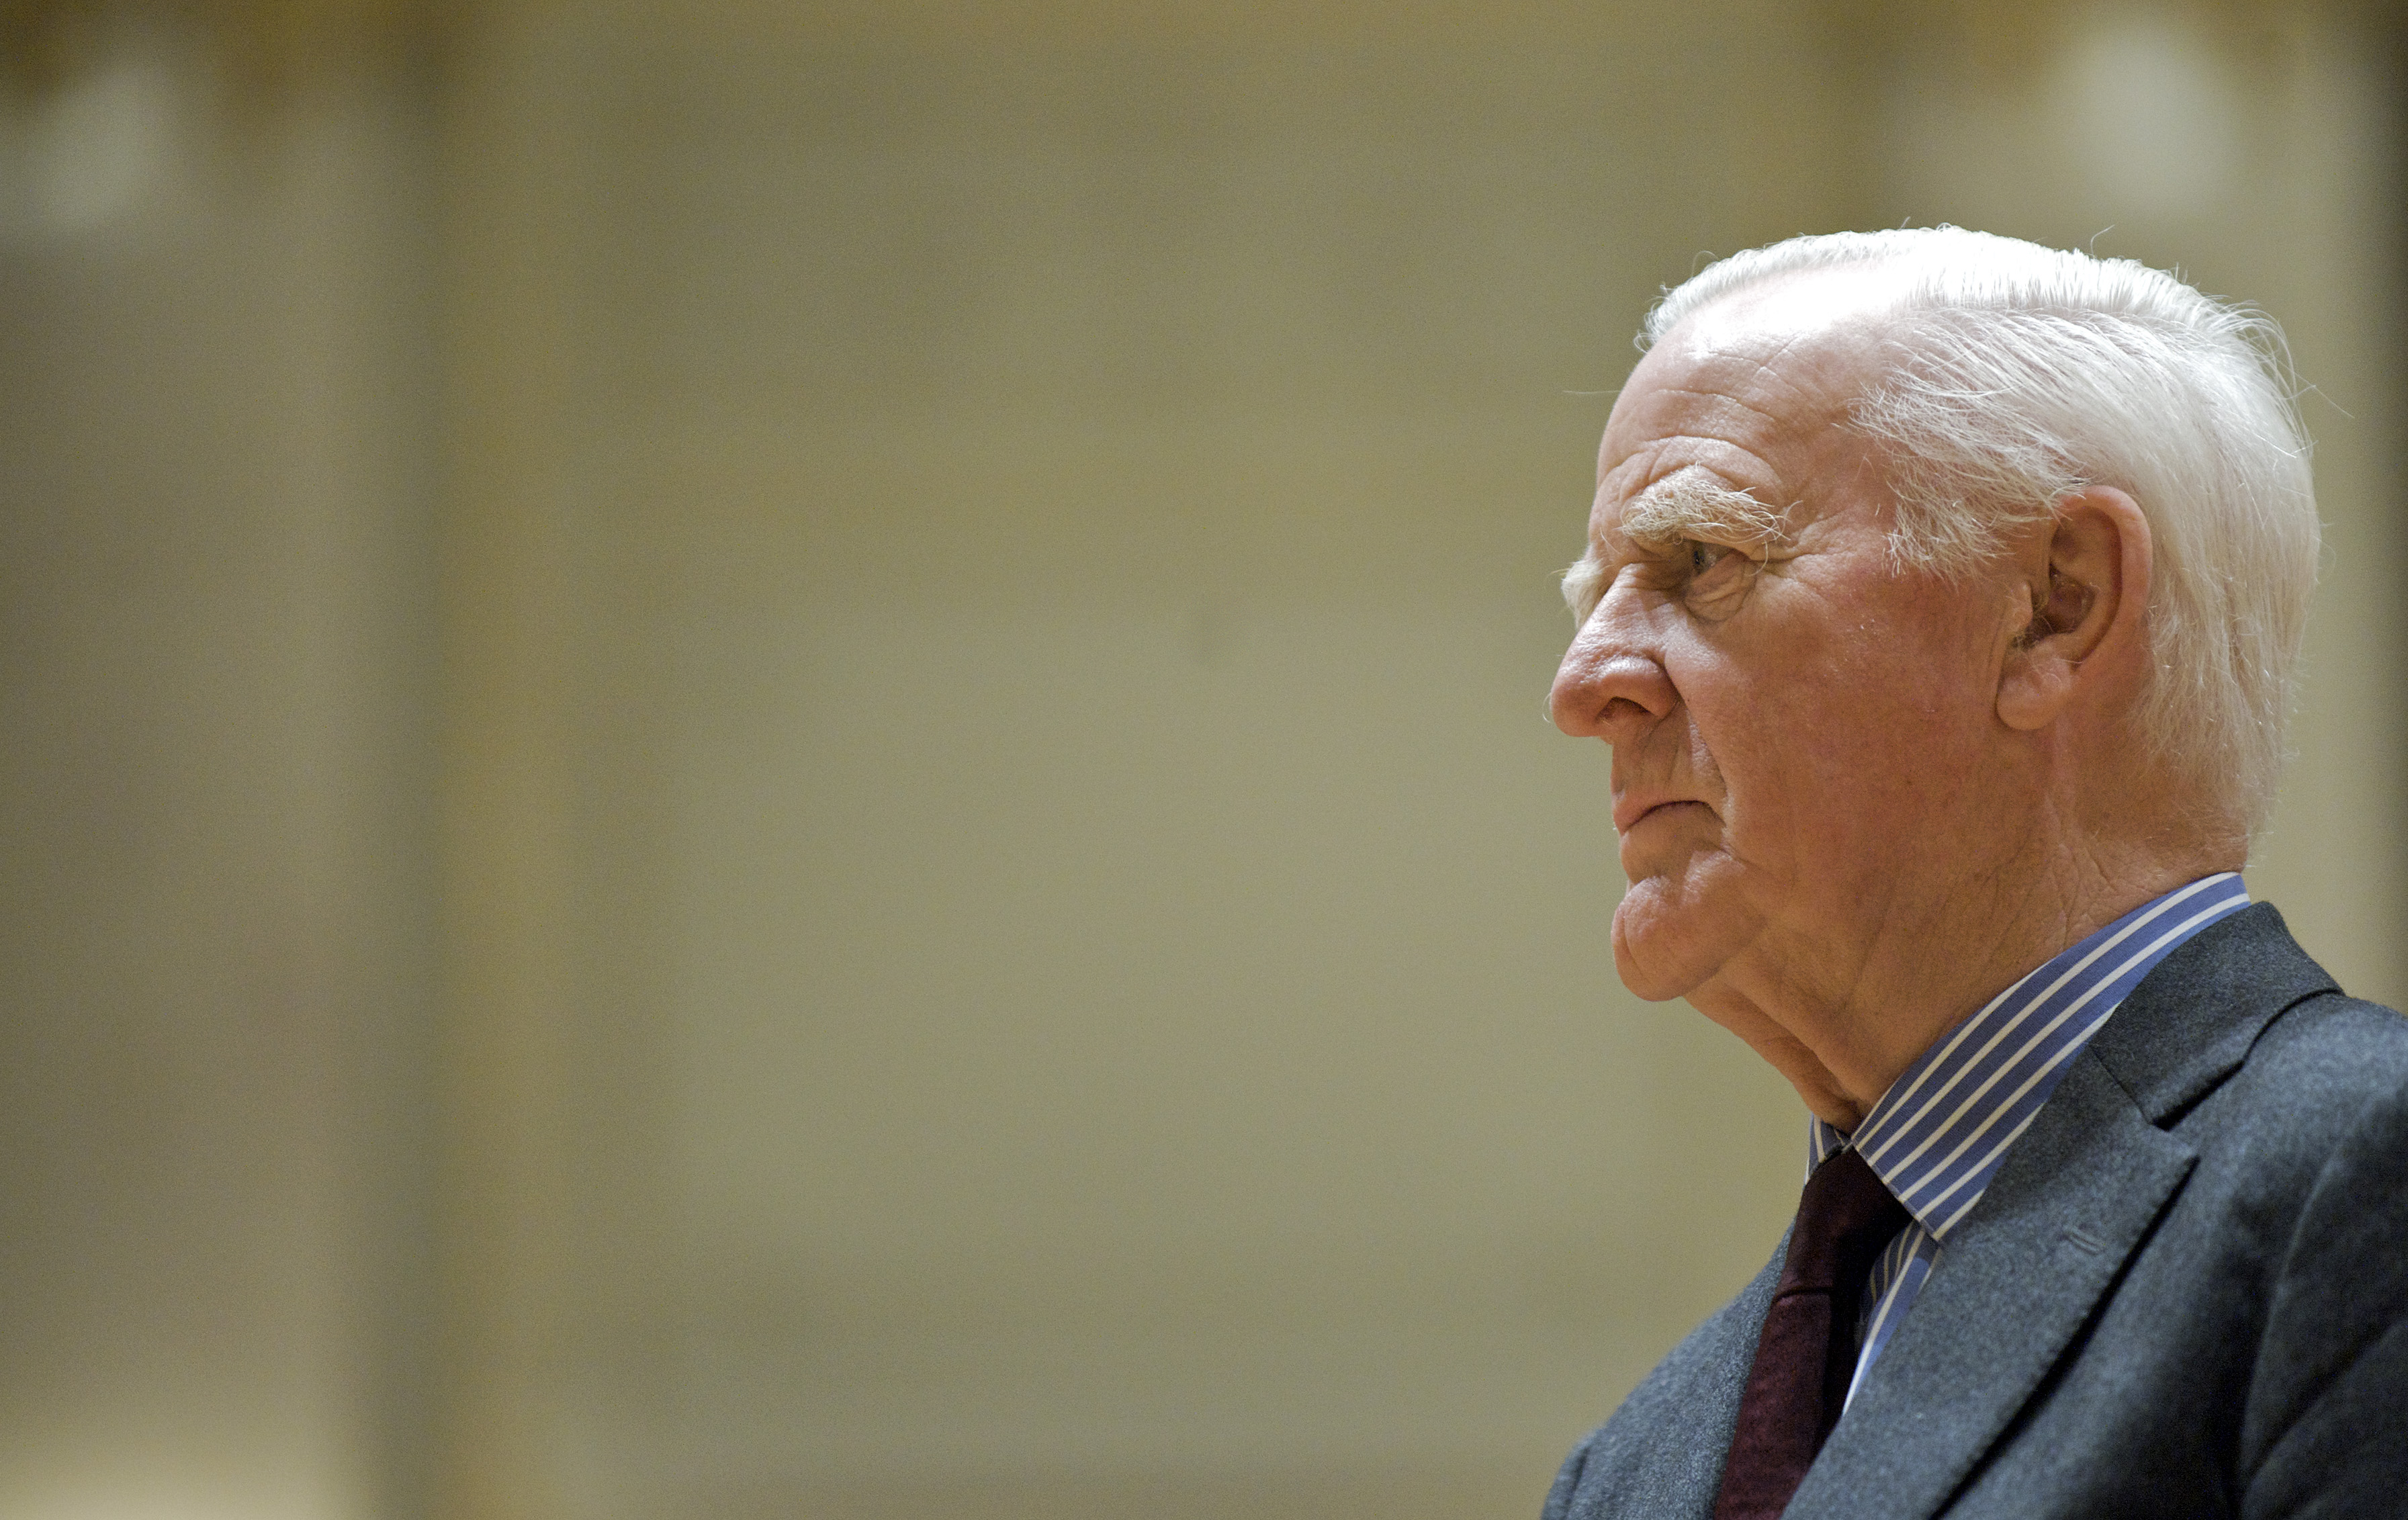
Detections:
[1713, 1147, 1910, 1520]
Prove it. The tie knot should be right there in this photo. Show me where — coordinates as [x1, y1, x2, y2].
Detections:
[1781, 1147, 1910, 1295]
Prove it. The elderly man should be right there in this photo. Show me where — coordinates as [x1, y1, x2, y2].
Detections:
[1542, 228, 2408, 1519]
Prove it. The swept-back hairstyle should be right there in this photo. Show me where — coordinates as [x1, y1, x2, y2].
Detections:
[1645, 228, 2319, 844]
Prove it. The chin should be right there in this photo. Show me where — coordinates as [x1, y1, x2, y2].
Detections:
[1609, 888, 1719, 1003]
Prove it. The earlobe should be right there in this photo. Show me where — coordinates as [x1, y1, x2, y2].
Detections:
[1997, 632, 2075, 731]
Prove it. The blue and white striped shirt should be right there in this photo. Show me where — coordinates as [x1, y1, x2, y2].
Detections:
[1807, 872, 2253, 1407]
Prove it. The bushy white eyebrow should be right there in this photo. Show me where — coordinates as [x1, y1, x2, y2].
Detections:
[1560, 555, 1603, 623]
[1558, 474, 1789, 623]
[1621, 476, 1787, 553]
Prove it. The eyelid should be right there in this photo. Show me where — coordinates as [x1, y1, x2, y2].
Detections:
[1558, 525, 1773, 625]
[1679, 541, 1758, 618]
[1640, 524, 1775, 559]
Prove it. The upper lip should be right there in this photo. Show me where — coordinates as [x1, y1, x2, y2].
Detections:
[1612, 791, 1704, 833]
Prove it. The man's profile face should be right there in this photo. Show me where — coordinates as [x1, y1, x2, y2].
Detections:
[1550, 283, 2024, 1030]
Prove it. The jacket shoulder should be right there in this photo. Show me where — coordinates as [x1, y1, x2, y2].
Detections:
[2178, 972, 2408, 1183]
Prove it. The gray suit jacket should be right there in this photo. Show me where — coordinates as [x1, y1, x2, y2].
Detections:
[1544, 903, 2408, 1519]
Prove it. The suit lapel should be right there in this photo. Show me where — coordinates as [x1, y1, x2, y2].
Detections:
[1780, 1045, 2196, 1519]
[1779, 905, 2335, 1519]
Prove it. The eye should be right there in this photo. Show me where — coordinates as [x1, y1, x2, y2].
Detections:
[1678, 537, 1758, 617]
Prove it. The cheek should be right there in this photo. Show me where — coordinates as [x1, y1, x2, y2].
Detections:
[1688, 644, 1986, 856]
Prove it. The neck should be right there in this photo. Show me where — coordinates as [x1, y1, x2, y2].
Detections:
[1692, 827, 2239, 1132]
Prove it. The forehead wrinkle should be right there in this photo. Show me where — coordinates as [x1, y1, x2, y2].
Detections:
[1597, 435, 1789, 530]
[1599, 381, 1829, 497]
[1603, 410, 1785, 478]
[1598, 371, 1851, 537]
[1617, 381, 1796, 431]
[1642, 318, 1873, 437]
[1634, 369, 1841, 447]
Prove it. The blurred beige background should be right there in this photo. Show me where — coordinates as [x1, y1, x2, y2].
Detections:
[1, 1, 2400, 1518]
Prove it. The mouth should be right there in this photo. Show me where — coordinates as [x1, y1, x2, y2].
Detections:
[1612, 797, 1712, 834]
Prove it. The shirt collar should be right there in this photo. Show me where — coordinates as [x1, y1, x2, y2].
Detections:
[1808, 873, 2251, 1239]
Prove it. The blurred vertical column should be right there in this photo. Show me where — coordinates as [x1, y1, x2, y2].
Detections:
[0, 3, 442, 1519]
[429, 1, 584, 1517]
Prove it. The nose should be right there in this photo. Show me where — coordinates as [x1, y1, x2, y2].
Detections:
[1550, 606, 1676, 745]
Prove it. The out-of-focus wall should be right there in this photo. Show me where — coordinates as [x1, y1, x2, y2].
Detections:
[0, 5, 2399, 1520]
[436, 6, 1856, 1517]
[0, 26, 438, 1520]
[435, 3, 2405, 1519]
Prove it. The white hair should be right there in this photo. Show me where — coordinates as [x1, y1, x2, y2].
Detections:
[1643, 228, 2319, 844]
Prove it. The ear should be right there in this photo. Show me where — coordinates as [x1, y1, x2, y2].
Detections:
[1996, 486, 2152, 732]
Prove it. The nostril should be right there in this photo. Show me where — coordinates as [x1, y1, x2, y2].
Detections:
[1552, 650, 1673, 737]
